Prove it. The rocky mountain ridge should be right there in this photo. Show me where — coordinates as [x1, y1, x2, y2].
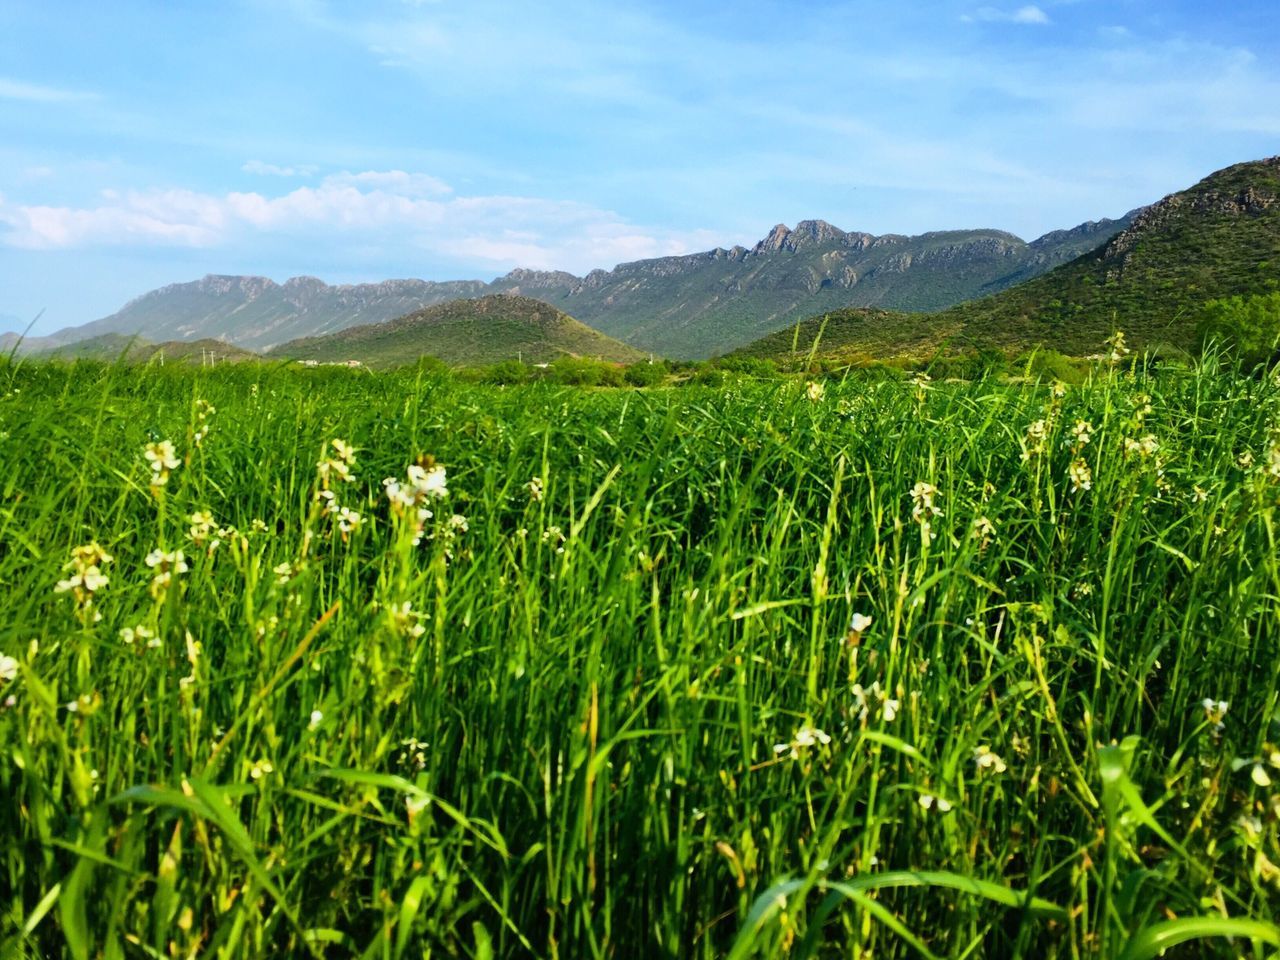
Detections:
[25, 211, 1138, 359]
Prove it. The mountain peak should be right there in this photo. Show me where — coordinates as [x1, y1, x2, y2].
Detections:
[755, 223, 793, 253]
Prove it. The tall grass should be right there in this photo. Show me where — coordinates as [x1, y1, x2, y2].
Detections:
[2, 356, 1280, 957]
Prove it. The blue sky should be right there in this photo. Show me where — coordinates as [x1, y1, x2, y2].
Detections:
[2, 0, 1278, 335]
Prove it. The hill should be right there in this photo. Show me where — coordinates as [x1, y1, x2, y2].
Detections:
[268, 295, 644, 368]
[736, 157, 1280, 362]
[40, 334, 260, 365]
[32, 215, 1133, 360]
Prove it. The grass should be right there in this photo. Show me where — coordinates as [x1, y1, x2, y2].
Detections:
[3, 354, 1280, 957]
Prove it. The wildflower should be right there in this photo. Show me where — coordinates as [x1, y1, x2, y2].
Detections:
[144, 440, 181, 490]
[1191, 485, 1209, 503]
[773, 725, 832, 760]
[55, 543, 113, 612]
[249, 759, 275, 780]
[145, 548, 189, 597]
[407, 463, 448, 500]
[387, 601, 427, 639]
[1021, 420, 1048, 462]
[909, 481, 941, 540]
[526, 476, 544, 502]
[449, 514, 469, 533]
[1238, 450, 1256, 470]
[1123, 435, 1159, 459]
[1051, 381, 1067, 399]
[1071, 420, 1093, 449]
[1253, 764, 1273, 788]
[851, 681, 900, 723]
[188, 510, 216, 545]
[400, 737, 429, 769]
[193, 400, 215, 446]
[1068, 458, 1092, 493]
[317, 439, 357, 484]
[309, 710, 323, 731]
[336, 506, 363, 535]
[251, 518, 270, 534]
[273, 562, 295, 585]
[1202, 698, 1229, 723]
[1105, 330, 1129, 362]
[0, 654, 17, 683]
[849, 612, 873, 634]
[918, 793, 953, 812]
[972, 515, 996, 549]
[542, 526, 567, 553]
[973, 745, 1007, 774]
[1201, 698, 1229, 737]
[805, 381, 825, 403]
[315, 488, 338, 514]
[119, 625, 156, 646]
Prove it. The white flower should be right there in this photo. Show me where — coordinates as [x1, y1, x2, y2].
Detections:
[849, 612, 873, 634]
[449, 514, 469, 533]
[1071, 420, 1093, 448]
[309, 710, 324, 731]
[918, 793, 953, 812]
[774, 725, 832, 760]
[407, 463, 448, 500]
[526, 477, 544, 502]
[973, 745, 1007, 774]
[1068, 458, 1092, 493]
[0, 654, 18, 683]
[336, 506, 363, 534]
[851, 681, 899, 723]
[144, 440, 180, 472]
[119, 625, 155, 646]
[806, 381, 825, 402]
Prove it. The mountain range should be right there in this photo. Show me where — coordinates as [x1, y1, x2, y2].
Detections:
[7, 212, 1135, 361]
[735, 157, 1280, 362]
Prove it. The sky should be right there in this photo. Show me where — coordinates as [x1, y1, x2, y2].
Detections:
[1, 0, 1278, 335]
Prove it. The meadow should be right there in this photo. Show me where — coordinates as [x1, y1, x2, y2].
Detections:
[3, 353, 1280, 958]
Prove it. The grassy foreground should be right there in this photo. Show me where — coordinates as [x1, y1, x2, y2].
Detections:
[3, 357, 1280, 958]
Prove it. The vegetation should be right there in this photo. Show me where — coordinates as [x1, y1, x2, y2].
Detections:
[269, 294, 642, 368]
[1197, 291, 1280, 371]
[4, 353, 1280, 957]
[736, 158, 1280, 365]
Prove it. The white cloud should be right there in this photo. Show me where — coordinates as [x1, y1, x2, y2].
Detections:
[963, 5, 1051, 25]
[0, 77, 99, 102]
[0, 171, 713, 275]
[242, 160, 320, 177]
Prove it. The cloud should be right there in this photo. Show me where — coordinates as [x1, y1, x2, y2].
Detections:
[962, 5, 1051, 25]
[242, 160, 320, 177]
[0, 77, 99, 102]
[0, 171, 713, 275]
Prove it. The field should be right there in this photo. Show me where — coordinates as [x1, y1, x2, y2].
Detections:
[3, 355, 1280, 958]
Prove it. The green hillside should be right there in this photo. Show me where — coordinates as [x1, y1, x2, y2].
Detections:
[736, 157, 1280, 362]
[269, 294, 644, 367]
[40, 335, 260, 364]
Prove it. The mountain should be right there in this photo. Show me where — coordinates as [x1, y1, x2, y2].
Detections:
[36, 215, 1135, 361]
[34, 276, 488, 353]
[492, 217, 1135, 358]
[734, 157, 1280, 362]
[268, 295, 643, 367]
